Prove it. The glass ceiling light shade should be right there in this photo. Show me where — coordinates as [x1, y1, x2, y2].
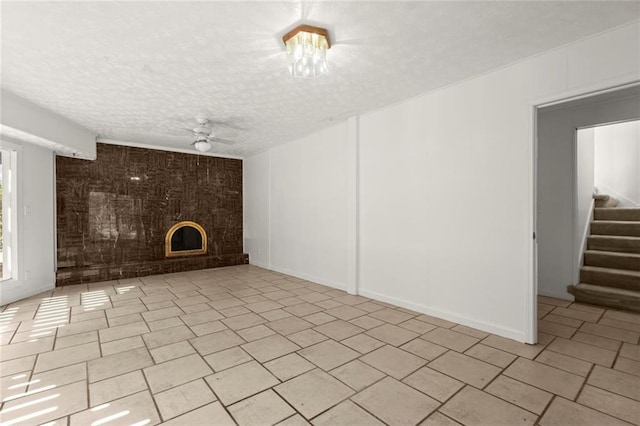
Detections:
[192, 137, 211, 152]
[282, 25, 331, 78]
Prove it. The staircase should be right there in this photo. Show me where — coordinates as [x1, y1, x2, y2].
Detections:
[568, 204, 640, 312]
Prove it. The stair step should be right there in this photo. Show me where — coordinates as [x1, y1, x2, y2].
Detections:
[568, 283, 640, 313]
[594, 208, 640, 221]
[587, 235, 640, 254]
[590, 221, 640, 237]
[580, 266, 640, 291]
[584, 250, 640, 272]
[594, 194, 618, 208]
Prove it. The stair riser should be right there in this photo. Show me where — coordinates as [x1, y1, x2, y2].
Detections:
[580, 269, 640, 291]
[594, 199, 618, 208]
[590, 222, 640, 237]
[588, 237, 640, 254]
[594, 209, 640, 221]
[568, 285, 640, 313]
[584, 252, 640, 272]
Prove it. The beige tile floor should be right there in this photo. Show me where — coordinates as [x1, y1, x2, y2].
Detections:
[0, 265, 639, 426]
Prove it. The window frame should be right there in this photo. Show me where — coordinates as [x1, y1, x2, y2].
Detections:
[0, 141, 20, 282]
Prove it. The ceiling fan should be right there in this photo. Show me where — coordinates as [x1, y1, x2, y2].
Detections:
[189, 117, 237, 152]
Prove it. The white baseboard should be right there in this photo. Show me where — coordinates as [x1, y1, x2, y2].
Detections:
[248, 261, 270, 270]
[254, 263, 346, 292]
[358, 288, 528, 343]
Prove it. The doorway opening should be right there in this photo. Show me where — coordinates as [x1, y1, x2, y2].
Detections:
[535, 85, 640, 319]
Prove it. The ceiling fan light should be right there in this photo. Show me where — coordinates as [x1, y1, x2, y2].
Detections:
[283, 25, 330, 78]
[193, 140, 211, 152]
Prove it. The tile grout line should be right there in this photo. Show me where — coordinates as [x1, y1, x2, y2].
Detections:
[536, 394, 558, 423]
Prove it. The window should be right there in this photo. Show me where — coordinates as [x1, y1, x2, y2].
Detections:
[1, 147, 17, 281]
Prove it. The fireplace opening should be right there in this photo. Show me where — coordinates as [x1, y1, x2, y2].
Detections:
[165, 221, 207, 257]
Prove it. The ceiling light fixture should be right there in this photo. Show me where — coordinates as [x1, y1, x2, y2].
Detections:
[282, 24, 331, 78]
[192, 136, 211, 152]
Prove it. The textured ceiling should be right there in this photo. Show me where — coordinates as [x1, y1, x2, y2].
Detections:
[1, 1, 639, 158]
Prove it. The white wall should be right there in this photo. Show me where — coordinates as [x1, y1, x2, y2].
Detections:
[537, 94, 640, 301]
[358, 60, 544, 341]
[244, 122, 350, 289]
[0, 141, 56, 305]
[244, 21, 640, 343]
[594, 120, 640, 206]
[576, 128, 595, 268]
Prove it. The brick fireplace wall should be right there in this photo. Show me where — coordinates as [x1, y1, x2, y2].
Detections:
[55, 143, 247, 286]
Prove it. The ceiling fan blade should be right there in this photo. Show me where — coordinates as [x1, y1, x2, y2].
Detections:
[176, 127, 211, 137]
[207, 137, 236, 145]
[205, 119, 246, 131]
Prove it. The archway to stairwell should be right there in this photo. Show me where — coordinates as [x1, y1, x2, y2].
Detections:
[533, 83, 640, 338]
